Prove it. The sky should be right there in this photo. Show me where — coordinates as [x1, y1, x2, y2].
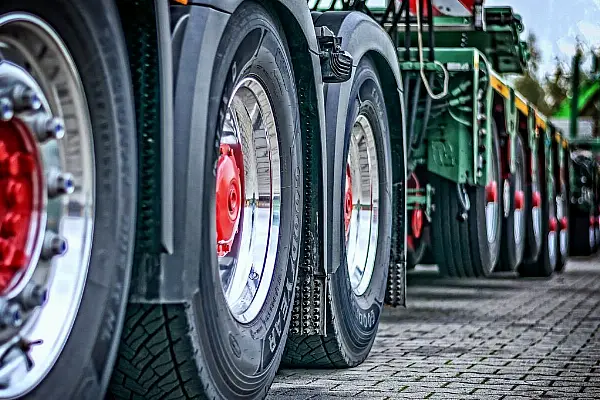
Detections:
[485, 0, 600, 77]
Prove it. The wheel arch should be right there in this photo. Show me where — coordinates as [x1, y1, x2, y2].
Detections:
[129, 0, 330, 302]
[312, 11, 406, 299]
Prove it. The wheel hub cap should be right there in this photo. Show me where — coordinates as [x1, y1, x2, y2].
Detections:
[514, 190, 525, 210]
[486, 180, 498, 203]
[532, 191, 541, 208]
[0, 118, 43, 291]
[344, 164, 352, 238]
[216, 143, 242, 257]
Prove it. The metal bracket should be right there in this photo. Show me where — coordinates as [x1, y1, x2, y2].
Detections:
[315, 26, 353, 83]
[456, 183, 470, 221]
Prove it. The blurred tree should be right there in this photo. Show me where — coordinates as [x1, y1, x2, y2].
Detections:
[544, 57, 570, 113]
[513, 33, 552, 115]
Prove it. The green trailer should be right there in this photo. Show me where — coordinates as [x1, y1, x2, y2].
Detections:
[0, 0, 584, 399]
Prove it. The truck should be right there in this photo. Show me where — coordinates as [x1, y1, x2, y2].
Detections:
[555, 48, 600, 257]
[0, 0, 579, 399]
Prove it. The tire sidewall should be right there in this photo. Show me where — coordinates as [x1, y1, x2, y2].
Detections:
[0, 0, 137, 398]
[503, 134, 526, 270]
[331, 56, 391, 357]
[190, 3, 302, 397]
[473, 125, 502, 275]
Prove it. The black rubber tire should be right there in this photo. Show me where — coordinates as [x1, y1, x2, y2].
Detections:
[569, 208, 595, 256]
[499, 134, 527, 272]
[407, 227, 429, 270]
[519, 148, 556, 277]
[283, 55, 392, 368]
[109, 3, 303, 399]
[0, 1, 137, 398]
[430, 126, 502, 278]
[555, 181, 569, 272]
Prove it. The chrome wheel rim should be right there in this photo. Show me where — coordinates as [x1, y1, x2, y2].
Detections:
[217, 77, 281, 324]
[485, 152, 499, 245]
[556, 195, 567, 257]
[346, 114, 379, 297]
[513, 167, 525, 246]
[0, 14, 94, 397]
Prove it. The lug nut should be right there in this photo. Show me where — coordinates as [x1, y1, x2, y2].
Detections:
[25, 114, 65, 142]
[11, 85, 41, 111]
[19, 283, 48, 309]
[41, 231, 67, 260]
[47, 169, 75, 198]
[0, 301, 23, 328]
[0, 98, 14, 121]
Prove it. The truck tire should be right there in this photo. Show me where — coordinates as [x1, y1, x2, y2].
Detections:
[430, 126, 502, 278]
[283, 56, 391, 368]
[0, 1, 137, 398]
[569, 209, 595, 256]
[519, 156, 556, 277]
[110, 3, 303, 399]
[408, 227, 429, 269]
[499, 134, 526, 271]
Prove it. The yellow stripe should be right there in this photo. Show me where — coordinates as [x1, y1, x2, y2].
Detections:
[535, 114, 547, 130]
[515, 96, 529, 115]
[490, 75, 509, 99]
[172, 0, 188, 4]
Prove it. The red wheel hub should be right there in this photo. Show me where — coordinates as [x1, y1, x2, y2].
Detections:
[560, 217, 568, 231]
[0, 120, 42, 292]
[216, 143, 243, 257]
[412, 208, 424, 239]
[514, 190, 525, 210]
[549, 217, 558, 233]
[532, 191, 541, 208]
[485, 180, 498, 203]
[344, 164, 353, 238]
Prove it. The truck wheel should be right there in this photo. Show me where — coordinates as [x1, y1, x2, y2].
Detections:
[430, 126, 502, 278]
[499, 134, 526, 271]
[523, 145, 543, 263]
[284, 56, 391, 368]
[110, 3, 303, 399]
[0, 2, 137, 398]
[519, 165, 557, 277]
[407, 173, 427, 269]
[555, 181, 568, 272]
[569, 209, 595, 256]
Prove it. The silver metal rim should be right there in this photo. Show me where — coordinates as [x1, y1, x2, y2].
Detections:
[346, 114, 379, 297]
[589, 226, 595, 250]
[218, 77, 281, 324]
[0, 13, 94, 397]
[513, 169, 525, 246]
[485, 152, 499, 244]
[556, 195, 567, 257]
[548, 231, 557, 266]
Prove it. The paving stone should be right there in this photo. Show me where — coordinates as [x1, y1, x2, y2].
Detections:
[268, 259, 600, 399]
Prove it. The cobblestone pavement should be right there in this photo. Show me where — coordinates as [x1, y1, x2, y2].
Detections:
[268, 258, 600, 399]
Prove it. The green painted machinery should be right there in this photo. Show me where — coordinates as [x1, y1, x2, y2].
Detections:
[313, 0, 570, 277]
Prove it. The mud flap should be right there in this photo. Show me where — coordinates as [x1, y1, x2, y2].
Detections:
[386, 180, 407, 307]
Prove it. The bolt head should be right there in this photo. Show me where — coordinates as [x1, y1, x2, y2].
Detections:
[46, 117, 65, 140]
[0, 98, 14, 121]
